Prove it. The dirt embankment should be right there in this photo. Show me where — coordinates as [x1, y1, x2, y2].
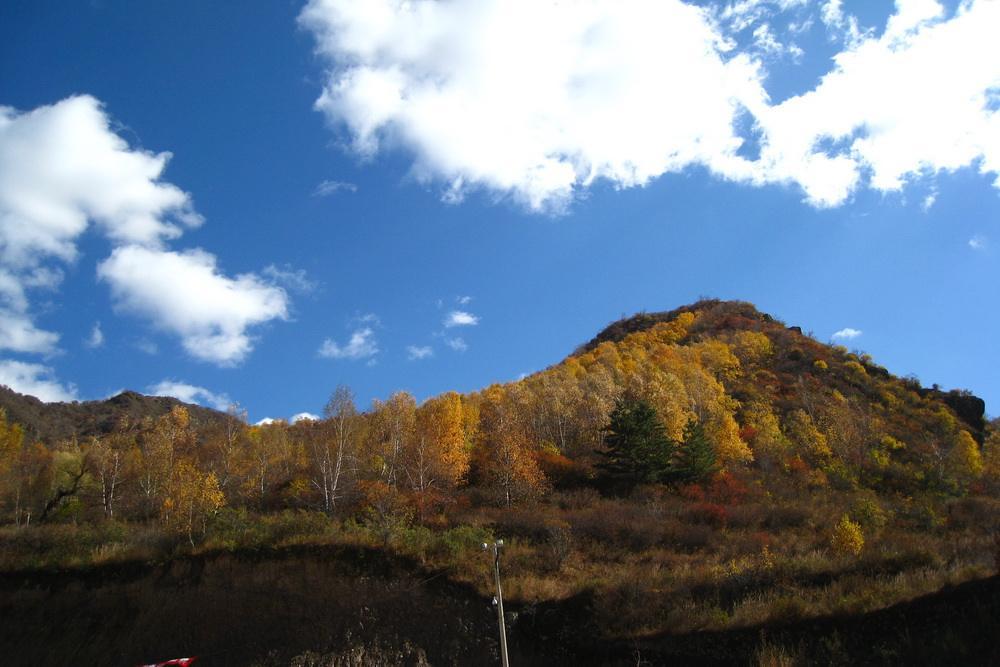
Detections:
[0, 546, 496, 666]
[0, 546, 997, 666]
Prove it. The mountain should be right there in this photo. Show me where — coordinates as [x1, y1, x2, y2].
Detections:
[0, 300, 996, 664]
[579, 298, 986, 440]
[0, 386, 226, 445]
[497, 298, 990, 500]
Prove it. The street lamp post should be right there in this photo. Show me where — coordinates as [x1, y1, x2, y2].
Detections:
[483, 539, 510, 667]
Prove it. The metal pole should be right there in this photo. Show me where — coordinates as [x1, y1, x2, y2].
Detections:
[484, 540, 510, 667]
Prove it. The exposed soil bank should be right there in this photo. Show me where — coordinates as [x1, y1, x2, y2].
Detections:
[0, 546, 997, 666]
[0, 546, 496, 666]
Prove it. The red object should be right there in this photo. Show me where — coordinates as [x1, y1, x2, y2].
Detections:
[138, 658, 197, 667]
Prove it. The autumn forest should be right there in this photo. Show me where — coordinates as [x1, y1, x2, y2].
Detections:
[1, 300, 998, 665]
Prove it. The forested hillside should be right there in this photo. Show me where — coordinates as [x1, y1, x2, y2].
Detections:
[0, 386, 225, 446]
[1, 300, 997, 663]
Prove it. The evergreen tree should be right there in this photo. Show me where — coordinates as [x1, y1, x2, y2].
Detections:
[674, 419, 718, 483]
[598, 396, 676, 487]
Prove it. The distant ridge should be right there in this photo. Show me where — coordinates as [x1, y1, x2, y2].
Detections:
[0, 386, 226, 445]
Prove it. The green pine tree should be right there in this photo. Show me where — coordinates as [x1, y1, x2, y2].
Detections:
[674, 419, 718, 483]
[598, 396, 676, 487]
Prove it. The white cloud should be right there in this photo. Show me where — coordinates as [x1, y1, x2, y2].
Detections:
[832, 327, 862, 340]
[312, 179, 358, 196]
[262, 264, 318, 293]
[148, 379, 233, 411]
[98, 245, 289, 365]
[0, 359, 77, 402]
[407, 344, 433, 360]
[819, 0, 865, 46]
[255, 417, 278, 426]
[722, 0, 809, 22]
[921, 191, 937, 211]
[968, 234, 986, 250]
[751, 23, 803, 60]
[318, 327, 378, 360]
[884, 0, 944, 43]
[0, 96, 204, 356]
[300, 0, 766, 212]
[85, 322, 104, 349]
[753, 0, 1000, 206]
[291, 411, 320, 423]
[0, 95, 290, 367]
[445, 336, 468, 352]
[0, 312, 61, 355]
[0, 95, 200, 266]
[302, 0, 1000, 211]
[456, 295, 472, 305]
[444, 310, 479, 327]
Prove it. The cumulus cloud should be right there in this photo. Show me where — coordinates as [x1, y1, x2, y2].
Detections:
[832, 327, 862, 340]
[301, 0, 1000, 211]
[0, 359, 77, 402]
[0, 95, 200, 266]
[754, 0, 1000, 206]
[300, 0, 765, 211]
[0, 96, 205, 355]
[444, 310, 479, 327]
[407, 344, 433, 360]
[148, 379, 233, 411]
[318, 327, 378, 360]
[291, 412, 320, 423]
[0, 95, 290, 367]
[98, 246, 289, 365]
[0, 312, 60, 355]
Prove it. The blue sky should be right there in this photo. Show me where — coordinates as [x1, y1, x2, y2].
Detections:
[0, 0, 997, 421]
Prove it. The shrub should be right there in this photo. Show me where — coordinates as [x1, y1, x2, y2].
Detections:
[831, 515, 864, 557]
[543, 519, 574, 569]
[552, 488, 600, 510]
[686, 502, 728, 527]
[851, 496, 888, 531]
[397, 525, 433, 561]
[437, 524, 494, 560]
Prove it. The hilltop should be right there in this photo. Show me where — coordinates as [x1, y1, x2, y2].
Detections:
[580, 299, 986, 439]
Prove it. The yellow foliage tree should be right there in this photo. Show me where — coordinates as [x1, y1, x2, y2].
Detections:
[784, 409, 831, 462]
[743, 402, 789, 464]
[949, 429, 983, 482]
[477, 384, 547, 507]
[732, 330, 773, 366]
[162, 458, 224, 546]
[241, 422, 292, 508]
[708, 411, 753, 465]
[831, 514, 864, 557]
[366, 391, 417, 489]
[409, 392, 471, 501]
